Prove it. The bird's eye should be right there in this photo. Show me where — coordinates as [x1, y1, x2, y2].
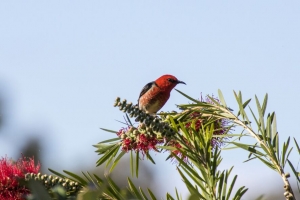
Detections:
[167, 78, 175, 83]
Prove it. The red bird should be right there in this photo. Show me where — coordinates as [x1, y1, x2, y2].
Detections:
[138, 74, 186, 114]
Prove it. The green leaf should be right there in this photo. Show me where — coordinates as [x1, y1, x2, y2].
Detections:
[271, 112, 277, 143]
[232, 186, 248, 200]
[233, 91, 250, 123]
[96, 138, 120, 144]
[107, 175, 124, 199]
[248, 106, 263, 134]
[177, 168, 205, 199]
[175, 89, 200, 103]
[254, 155, 276, 171]
[281, 137, 290, 167]
[294, 138, 300, 154]
[175, 188, 181, 200]
[110, 151, 126, 173]
[139, 187, 149, 200]
[63, 170, 88, 185]
[217, 172, 225, 199]
[100, 128, 118, 134]
[255, 95, 265, 133]
[157, 146, 177, 151]
[237, 99, 251, 117]
[130, 150, 134, 177]
[287, 160, 300, 183]
[261, 94, 268, 116]
[96, 144, 120, 166]
[231, 142, 265, 156]
[226, 173, 237, 200]
[128, 177, 143, 199]
[136, 151, 140, 178]
[106, 145, 120, 168]
[146, 152, 156, 164]
[93, 174, 103, 184]
[218, 89, 227, 108]
[272, 132, 279, 160]
[95, 143, 117, 155]
[82, 171, 99, 189]
[166, 193, 175, 200]
[48, 168, 68, 179]
[148, 188, 157, 200]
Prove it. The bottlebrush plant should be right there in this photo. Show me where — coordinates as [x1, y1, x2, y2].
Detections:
[3, 90, 300, 200]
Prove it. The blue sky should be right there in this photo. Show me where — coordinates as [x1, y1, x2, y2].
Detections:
[1, 1, 300, 199]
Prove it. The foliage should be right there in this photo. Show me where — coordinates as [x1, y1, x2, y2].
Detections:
[2, 90, 300, 200]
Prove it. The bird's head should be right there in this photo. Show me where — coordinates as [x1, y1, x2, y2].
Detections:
[155, 74, 186, 92]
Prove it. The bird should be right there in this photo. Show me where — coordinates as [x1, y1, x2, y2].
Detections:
[138, 74, 186, 115]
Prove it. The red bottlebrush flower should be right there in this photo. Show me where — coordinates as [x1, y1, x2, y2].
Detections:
[117, 124, 163, 154]
[185, 112, 203, 131]
[167, 140, 189, 162]
[0, 156, 40, 200]
[168, 94, 230, 161]
[187, 94, 229, 146]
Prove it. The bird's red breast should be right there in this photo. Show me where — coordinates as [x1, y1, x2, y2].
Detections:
[138, 74, 185, 114]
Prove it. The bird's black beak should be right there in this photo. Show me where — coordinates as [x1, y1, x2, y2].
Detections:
[177, 80, 186, 85]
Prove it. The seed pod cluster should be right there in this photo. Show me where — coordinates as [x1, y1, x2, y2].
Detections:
[25, 173, 82, 194]
[114, 97, 176, 137]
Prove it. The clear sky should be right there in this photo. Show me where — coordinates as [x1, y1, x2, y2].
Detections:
[1, 1, 300, 199]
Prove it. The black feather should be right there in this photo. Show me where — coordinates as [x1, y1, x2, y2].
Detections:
[137, 81, 156, 105]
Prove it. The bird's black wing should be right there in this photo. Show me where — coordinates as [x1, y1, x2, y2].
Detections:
[137, 81, 156, 104]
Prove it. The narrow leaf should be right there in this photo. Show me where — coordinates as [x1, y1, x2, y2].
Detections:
[218, 89, 227, 107]
[128, 177, 143, 199]
[63, 170, 88, 185]
[261, 94, 268, 116]
[148, 188, 157, 200]
[100, 128, 118, 134]
[110, 151, 126, 173]
[175, 89, 200, 103]
[139, 187, 149, 200]
[136, 151, 140, 178]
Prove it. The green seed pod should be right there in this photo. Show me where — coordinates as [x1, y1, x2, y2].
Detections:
[133, 130, 139, 135]
[146, 126, 152, 132]
[126, 102, 133, 110]
[132, 110, 138, 117]
[25, 173, 30, 180]
[114, 97, 121, 106]
[117, 102, 122, 107]
[129, 126, 135, 132]
[139, 123, 146, 129]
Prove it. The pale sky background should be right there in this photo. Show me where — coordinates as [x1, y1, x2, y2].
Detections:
[1, 1, 300, 199]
